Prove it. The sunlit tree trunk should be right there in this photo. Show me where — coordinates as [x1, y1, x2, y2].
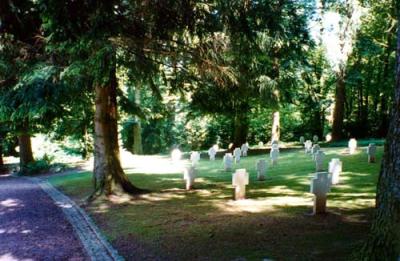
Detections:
[360, 10, 400, 259]
[18, 122, 34, 173]
[331, 67, 346, 141]
[132, 86, 143, 155]
[271, 111, 280, 142]
[0, 144, 4, 173]
[91, 59, 145, 199]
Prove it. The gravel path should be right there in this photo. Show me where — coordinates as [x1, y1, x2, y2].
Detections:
[0, 175, 87, 260]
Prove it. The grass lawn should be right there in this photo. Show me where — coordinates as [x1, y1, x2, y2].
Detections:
[48, 145, 382, 260]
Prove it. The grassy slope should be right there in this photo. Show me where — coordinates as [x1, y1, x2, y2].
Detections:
[48, 146, 382, 260]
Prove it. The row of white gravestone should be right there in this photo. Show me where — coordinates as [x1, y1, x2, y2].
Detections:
[299, 135, 319, 144]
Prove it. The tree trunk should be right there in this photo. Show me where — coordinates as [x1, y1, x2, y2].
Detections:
[18, 125, 34, 173]
[360, 10, 400, 259]
[91, 64, 146, 199]
[132, 86, 143, 155]
[232, 112, 248, 149]
[0, 144, 5, 173]
[271, 111, 280, 142]
[331, 67, 346, 141]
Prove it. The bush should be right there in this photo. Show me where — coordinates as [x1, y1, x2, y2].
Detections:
[22, 153, 68, 175]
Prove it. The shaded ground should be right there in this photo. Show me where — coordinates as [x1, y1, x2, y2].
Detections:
[0, 175, 87, 260]
[49, 146, 381, 260]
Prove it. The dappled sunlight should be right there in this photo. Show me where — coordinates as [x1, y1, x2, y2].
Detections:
[121, 150, 191, 175]
[0, 253, 27, 261]
[0, 199, 22, 208]
[213, 196, 311, 214]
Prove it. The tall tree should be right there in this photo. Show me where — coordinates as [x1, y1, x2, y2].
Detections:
[360, 1, 400, 259]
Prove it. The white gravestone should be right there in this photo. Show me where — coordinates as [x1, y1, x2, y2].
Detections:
[190, 151, 200, 166]
[256, 159, 267, 181]
[313, 135, 319, 143]
[208, 147, 217, 161]
[213, 144, 219, 151]
[304, 140, 312, 153]
[367, 143, 377, 163]
[311, 144, 320, 160]
[232, 169, 249, 200]
[299, 136, 305, 144]
[348, 138, 357, 154]
[183, 166, 196, 190]
[315, 150, 325, 172]
[270, 147, 279, 166]
[258, 141, 264, 147]
[223, 153, 234, 171]
[328, 158, 342, 185]
[233, 148, 241, 163]
[241, 143, 249, 157]
[171, 149, 182, 162]
[310, 172, 331, 214]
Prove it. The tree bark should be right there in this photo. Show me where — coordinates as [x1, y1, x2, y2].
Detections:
[232, 112, 248, 149]
[271, 111, 280, 142]
[331, 67, 346, 141]
[360, 9, 400, 259]
[18, 125, 34, 173]
[132, 86, 143, 155]
[0, 144, 5, 173]
[91, 63, 146, 199]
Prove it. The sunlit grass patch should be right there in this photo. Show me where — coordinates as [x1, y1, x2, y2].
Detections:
[48, 145, 382, 260]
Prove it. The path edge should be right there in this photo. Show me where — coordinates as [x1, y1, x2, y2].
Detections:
[30, 177, 124, 261]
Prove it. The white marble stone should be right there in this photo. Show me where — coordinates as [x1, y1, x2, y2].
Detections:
[299, 136, 305, 144]
[367, 143, 377, 163]
[183, 166, 196, 190]
[233, 148, 241, 163]
[258, 141, 264, 147]
[223, 153, 234, 171]
[310, 172, 331, 214]
[304, 140, 313, 153]
[328, 158, 342, 185]
[348, 138, 357, 154]
[232, 168, 249, 200]
[313, 135, 319, 143]
[208, 147, 217, 161]
[171, 149, 182, 162]
[190, 151, 200, 166]
[270, 147, 279, 166]
[256, 159, 267, 181]
[315, 150, 325, 171]
[311, 144, 320, 160]
[241, 143, 249, 157]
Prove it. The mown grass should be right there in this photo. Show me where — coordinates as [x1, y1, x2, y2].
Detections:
[48, 144, 382, 260]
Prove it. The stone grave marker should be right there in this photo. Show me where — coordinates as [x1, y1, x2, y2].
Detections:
[233, 148, 241, 163]
[367, 143, 377, 163]
[348, 138, 357, 154]
[310, 172, 330, 214]
[313, 135, 319, 143]
[299, 136, 305, 144]
[171, 148, 182, 162]
[270, 147, 279, 166]
[232, 168, 249, 200]
[183, 166, 196, 190]
[315, 150, 325, 171]
[256, 159, 267, 181]
[311, 144, 320, 160]
[328, 158, 342, 185]
[304, 140, 312, 153]
[190, 151, 200, 166]
[223, 153, 234, 171]
[208, 147, 217, 161]
[258, 141, 264, 147]
[241, 143, 249, 157]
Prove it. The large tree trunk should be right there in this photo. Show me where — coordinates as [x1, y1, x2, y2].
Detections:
[18, 124, 34, 173]
[331, 67, 346, 141]
[132, 86, 143, 155]
[360, 10, 400, 259]
[91, 64, 146, 199]
[0, 144, 5, 173]
[271, 111, 280, 142]
[232, 112, 248, 149]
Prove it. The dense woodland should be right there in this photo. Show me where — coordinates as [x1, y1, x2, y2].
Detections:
[0, 0, 399, 259]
